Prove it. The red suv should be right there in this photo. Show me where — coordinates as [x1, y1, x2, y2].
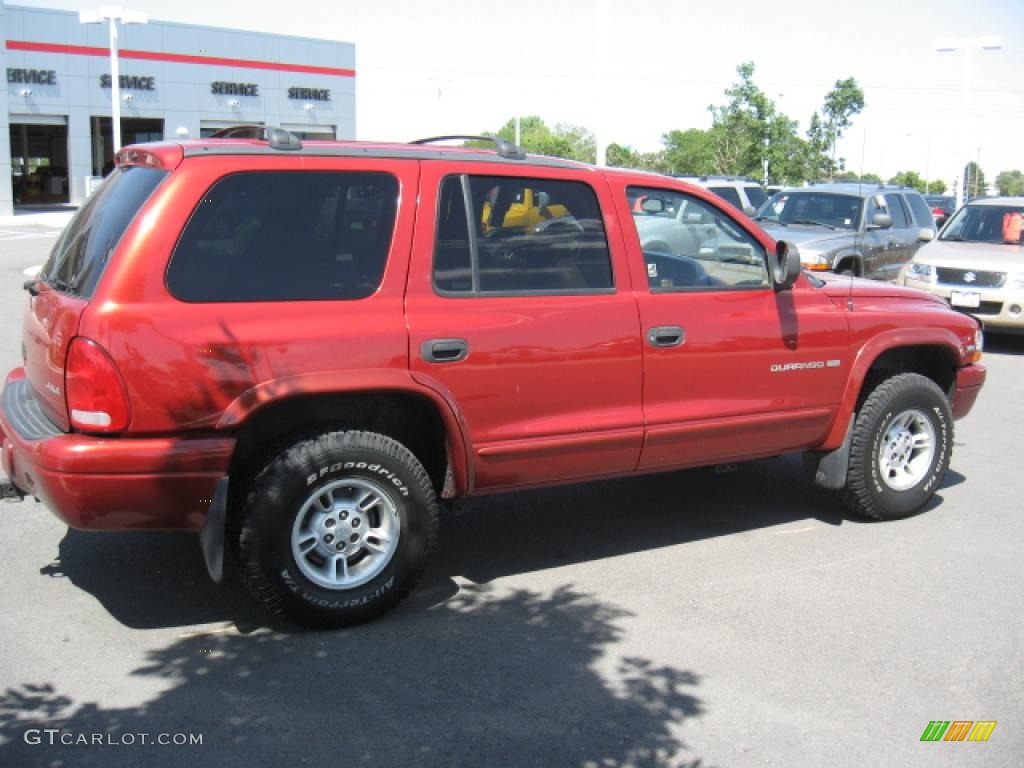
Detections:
[1, 130, 986, 626]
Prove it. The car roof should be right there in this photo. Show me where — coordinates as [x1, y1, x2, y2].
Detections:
[772, 183, 919, 198]
[966, 196, 1024, 206]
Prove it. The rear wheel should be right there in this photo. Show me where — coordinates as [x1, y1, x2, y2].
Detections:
[840, 373, 952, 520]
[238, 431, 438, 627]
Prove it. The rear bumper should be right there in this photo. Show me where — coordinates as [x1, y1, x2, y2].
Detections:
[951, 363, 986, 420]
[1, 368, 234, 531]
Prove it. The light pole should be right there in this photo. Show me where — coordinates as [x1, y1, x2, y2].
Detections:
[79, 6, 148, 156]
[934, 35, 1002, 206]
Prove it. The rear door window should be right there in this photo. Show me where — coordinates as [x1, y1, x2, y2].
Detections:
[884, 193, 910, 228]
[432, 174, 613, 295]
[708, 186, 742, 209]
[167, 171, 398, 301]
[904, 193, 935, 228]
[39, 166, 167, 298]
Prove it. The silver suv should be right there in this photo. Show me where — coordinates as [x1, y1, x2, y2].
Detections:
[674, 175, 768, 218]
[753, 183, 937, 281]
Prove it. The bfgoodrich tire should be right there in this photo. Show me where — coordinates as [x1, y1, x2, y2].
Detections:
[239, 431, 438, 627]
[841, 373, 953, 521]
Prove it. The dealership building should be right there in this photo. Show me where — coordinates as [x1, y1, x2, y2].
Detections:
[0, 1, 356, 216]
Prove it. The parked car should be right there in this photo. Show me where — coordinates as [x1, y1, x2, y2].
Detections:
[673, 175, 768, 217]
[1, 130, 985, 627]
[901, 196, 1024, 333]
[925, 195, 957, 228]
[754, 183, 938, 281]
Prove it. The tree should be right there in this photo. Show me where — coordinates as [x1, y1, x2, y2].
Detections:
[661, 128, 715, 175]
[930, 179, 947, 194]
[889, 171, 927, 193]
[702, 62, 812, 184]
[820, 77, 865, 178]
[963, 161, 987, 198]
[472, 117, 596, 163]
[996, 170, 1024, 197]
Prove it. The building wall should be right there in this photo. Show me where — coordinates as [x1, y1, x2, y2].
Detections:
[0, 3, 12, 216]
[4, 3, 355, 206]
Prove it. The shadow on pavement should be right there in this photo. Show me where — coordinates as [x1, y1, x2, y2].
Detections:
[0, 584, 708, 768]
[37, 454, 853, 630]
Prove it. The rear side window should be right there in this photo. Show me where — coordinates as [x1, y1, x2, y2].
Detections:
[167, 171, 398, 302]
[744, 186, 768, 209]
[904, 193, 935, 228]
[709, 186, 742, 209]
[433, 174, 613, 295]
[40, 166, 167, 298]
[884, 193, 910, 228]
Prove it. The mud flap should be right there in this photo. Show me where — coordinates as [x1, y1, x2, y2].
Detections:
[199, 477, 229, 583]
[803, 418, 855, 490]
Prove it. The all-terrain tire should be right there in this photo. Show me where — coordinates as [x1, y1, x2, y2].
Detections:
[238, 430, 438, 627]
[840, 373, 953, 521]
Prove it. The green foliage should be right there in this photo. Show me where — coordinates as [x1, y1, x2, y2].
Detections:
[888, 170, 927, 193]
[929, 179, 947, 194]
[996, 169, 1024, 197]
[470, 116, 596, 163]
[606, 143, 670, 172]
[963, 161, 987, 197]
[661, 129, 715, 175]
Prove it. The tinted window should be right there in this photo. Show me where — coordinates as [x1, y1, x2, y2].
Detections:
[904, 193, 935, 228]
[167, 171, 398, 302]
[709, 186, 742, 209]
[884, 193, 910, 228]
[40, 166, 167, 298]
[629, 185, 769, 291]
[744, 185, 768, 209]
[433, 174, 613, 295]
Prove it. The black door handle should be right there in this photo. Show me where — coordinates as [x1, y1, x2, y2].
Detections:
[647, 326, 685, 348]
[421, 338, 468, 363]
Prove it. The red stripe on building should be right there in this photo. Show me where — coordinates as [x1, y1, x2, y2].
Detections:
[6, 40, 356, 78]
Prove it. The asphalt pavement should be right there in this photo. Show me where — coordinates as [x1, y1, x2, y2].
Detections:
[0, 225, 1020, 768]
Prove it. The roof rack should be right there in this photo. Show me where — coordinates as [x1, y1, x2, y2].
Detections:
[208, 125, 302, 151]
[412, 134, 526, 160]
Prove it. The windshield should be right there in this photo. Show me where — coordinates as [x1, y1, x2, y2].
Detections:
[940, 204, 1024, 244]
[755, 192, 862, 230]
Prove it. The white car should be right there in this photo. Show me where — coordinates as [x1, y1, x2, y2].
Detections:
[901, 197, 1024, 333]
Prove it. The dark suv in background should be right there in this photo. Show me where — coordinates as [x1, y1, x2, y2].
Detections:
[925, 195, 957, 229]
[754, 183, 937, 281]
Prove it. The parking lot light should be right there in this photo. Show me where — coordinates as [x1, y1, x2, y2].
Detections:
[79, 7, 149, 155]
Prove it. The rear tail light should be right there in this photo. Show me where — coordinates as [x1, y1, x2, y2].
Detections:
[931, 207, 944, 216]
[65, 338, 131, 433]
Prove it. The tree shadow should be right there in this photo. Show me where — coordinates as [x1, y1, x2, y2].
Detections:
[0, 585, 708, 768]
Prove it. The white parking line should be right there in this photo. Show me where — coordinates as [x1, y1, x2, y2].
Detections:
[0, 229, 60, 241]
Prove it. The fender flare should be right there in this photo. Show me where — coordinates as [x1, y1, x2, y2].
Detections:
[217, 369, 474, 496]
[820, 326, 963, 449]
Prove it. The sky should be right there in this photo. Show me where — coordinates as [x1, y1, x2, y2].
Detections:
[16, 0, 1024, 190]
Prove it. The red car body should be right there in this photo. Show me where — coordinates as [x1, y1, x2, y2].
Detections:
[1, 138, 985, 535]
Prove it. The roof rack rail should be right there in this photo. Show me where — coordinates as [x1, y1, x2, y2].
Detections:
[208, 125, 302, 151]
[411, 134, 526, 160]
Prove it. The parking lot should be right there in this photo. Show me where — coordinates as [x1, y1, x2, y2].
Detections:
[0, 227, 1020, 768]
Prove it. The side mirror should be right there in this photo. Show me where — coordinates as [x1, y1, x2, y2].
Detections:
[641, 198, 664, 214]
[771, 240, 801, 292]
[918, 228, 935, 242]
[743, 204, 756, 217]
[869, 212, 893, 229]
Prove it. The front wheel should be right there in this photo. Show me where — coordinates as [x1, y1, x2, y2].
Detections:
[238, 431, 438, 627]
[840, 373, 953, 520]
